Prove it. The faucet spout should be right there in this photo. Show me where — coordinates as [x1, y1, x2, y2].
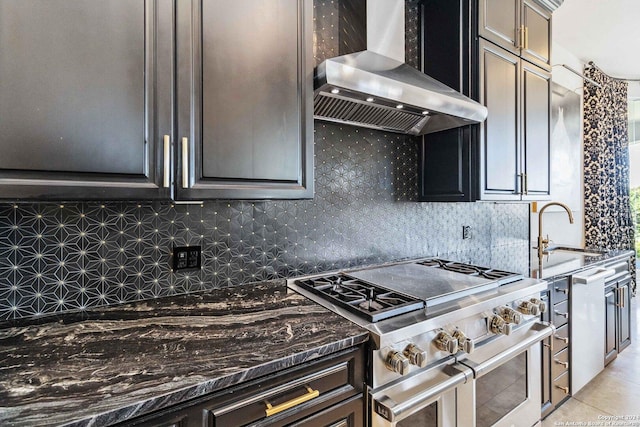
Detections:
[537, 201, 574, 261]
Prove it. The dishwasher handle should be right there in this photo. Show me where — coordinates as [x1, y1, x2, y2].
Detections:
[572, 268, 614, 285]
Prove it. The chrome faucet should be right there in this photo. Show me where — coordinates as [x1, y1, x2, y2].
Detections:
[537, 201, 575, 261]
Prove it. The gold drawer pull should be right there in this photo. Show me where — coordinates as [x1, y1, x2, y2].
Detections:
[554, 359, 569, 368]
[265, 385, 319, 417]
[555, 385, 570, 395]
[554, 335, 569, 344]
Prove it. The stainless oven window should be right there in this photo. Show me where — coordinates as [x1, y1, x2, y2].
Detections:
[475, 352, 528, 427]
[397, 401, 437, 426]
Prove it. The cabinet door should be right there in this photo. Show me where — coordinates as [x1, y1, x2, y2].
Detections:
[176, 0, 313, 200]
[479, 41, 521, 200]
[521, 62, 550, 199]
[605, 284, 618, 365]
[617, 278, 632, 352]
[478, 0, 521, 54]
[522, 0, 552, 70]
[0, 0, 173, 200]
[419, 128, 475, 202]
[419, 0, 476, 202]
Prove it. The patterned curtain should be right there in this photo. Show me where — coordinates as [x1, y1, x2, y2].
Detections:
[583, 66, 636, 295]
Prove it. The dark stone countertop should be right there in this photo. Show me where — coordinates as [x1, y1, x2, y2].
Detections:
[0, 281, 368, 427]
[530, 247, 634, 279]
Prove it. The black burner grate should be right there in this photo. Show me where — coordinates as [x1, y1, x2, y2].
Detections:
[295, 274, 424, 322]
[417, 259, 523, 284]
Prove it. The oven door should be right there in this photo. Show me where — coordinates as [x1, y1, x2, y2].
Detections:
[458, 321, 554, 427]
[369, 361, 473, 427]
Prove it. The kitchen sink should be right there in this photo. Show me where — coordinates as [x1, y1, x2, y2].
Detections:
[545, 246, 607, 257]
[532, 246, 609, 278]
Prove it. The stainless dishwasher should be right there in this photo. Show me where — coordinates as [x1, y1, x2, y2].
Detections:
[570, 267, 614, 393]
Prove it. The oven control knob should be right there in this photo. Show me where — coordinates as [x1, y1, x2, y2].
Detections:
[403, 343, 428, 368]
[518, 300, 540, 316]
[434, 331, 459, 354]
[530, 298, 547, 314]
[452, 329, 475, 354]
[385, 350, 410, 375]
[499, 307, 522, 325]
[489, 315, 513, 336]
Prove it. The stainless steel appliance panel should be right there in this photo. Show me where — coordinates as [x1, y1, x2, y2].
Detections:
[349, 263, 498, 306]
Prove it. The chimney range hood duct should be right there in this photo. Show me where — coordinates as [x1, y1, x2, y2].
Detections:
[314, 0, 488, 136]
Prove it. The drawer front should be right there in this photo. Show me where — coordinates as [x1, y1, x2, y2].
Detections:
[209, 346, 364, 426]
[553, 324, 569, 353]
[551, 278, 569, 303]
[552, 371, 570, 404]
[552, 348, 569, 380]
[552, 300, 569, 327]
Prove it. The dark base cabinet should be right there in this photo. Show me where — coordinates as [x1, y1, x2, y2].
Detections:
[118, 345, 365, 427]
[541, 275, 571, 419]
[604, 260, 632, 366]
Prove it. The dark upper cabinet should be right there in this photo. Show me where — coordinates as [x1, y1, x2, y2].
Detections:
[418, 0, 476, 202]
[0, 0, 173, 200]
[479, 41, 520, 199]
[478, 0, 520, 53]
[175, 0, 313, 200]
[522, 61, 551, 197]
[479, 0, 551, 70]
[0, 0, 313, 201]
[419, 0, 551, 202]
[521, 0, 552, 69]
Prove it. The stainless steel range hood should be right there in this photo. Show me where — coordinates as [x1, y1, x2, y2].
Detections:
[314, 0, 488, 135]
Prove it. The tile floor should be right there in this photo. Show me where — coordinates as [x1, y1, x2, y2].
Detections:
[542, 297, 640, 426]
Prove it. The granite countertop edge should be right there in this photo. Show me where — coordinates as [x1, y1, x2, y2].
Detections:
[67, 333, 368, 427]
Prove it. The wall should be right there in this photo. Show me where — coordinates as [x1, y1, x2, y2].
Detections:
[0, 0, 530, 320]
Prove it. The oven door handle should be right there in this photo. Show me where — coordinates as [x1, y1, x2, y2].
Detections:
[466, 322, 554, 378]
[372, 364, 470, 423]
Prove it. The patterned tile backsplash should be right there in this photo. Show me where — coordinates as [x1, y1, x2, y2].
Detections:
[0, 123, 529, 320]
[0, 1, 531, 319]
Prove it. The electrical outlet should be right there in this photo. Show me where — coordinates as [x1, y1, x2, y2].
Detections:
[462, 226, 471, 240]
[172, 245, 202, 271]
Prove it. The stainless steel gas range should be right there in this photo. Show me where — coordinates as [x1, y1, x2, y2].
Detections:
[287, 258, 553, 427]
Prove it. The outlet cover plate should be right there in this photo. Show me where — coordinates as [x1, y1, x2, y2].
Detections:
[173, 245, 202, 271]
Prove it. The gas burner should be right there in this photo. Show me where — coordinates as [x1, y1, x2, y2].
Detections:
[417, 259, 523, 285]
[295, 274, 424, 322]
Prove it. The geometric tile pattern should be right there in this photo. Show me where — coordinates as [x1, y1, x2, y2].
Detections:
[0, 0, 531, 319]
[0, 123, 530, 320]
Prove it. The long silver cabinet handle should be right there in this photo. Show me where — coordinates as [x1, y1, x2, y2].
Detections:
[163, 135, 171, 188]
[182, 137, 189, 189]
[572, 268, 615, 284]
